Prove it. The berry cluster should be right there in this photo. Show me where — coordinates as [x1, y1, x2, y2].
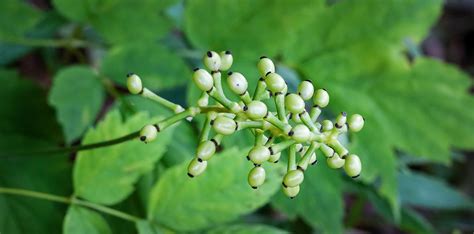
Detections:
[126, 51, 365, 198]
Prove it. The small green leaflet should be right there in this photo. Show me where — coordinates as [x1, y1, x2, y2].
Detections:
[49, 66, 105, 144]
[63, 206, 112, 234]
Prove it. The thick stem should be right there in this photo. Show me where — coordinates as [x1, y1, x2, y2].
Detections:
[288, 145, 296, 171]
[274, 93, 287, 123]
[0, 131, 140, 157]
[252, 78, 267, 100]
[141, 88, 182, 112]
[0, 187, 141, 222]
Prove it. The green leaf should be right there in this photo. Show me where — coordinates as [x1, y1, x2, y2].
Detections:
[289, 0, 473, 219]
[101, 43, 190, 90]
[49, 66, 105, 144]
[63, 206, 112, 234]
[285, 0, 442, 62]
[148, 147, 285, 231]
[0, 69, 62, 142]
[206, 224, 289, 234]
[185, 0, 325, 59]
[0, 135, 72, 234]
[74, 110, 174, 205]
[52, 0, 176, 44]
[399, 172, 474, 210]
[272, 162, 344, 234]
[135, 220, 165, 234]
[0, 0, 42, 39]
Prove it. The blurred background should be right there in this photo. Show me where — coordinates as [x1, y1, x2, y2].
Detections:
[0, 0, 473, 233]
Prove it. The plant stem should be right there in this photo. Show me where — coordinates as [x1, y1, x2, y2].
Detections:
[0, 131, 140, 157]
[0, 187, 141, 222]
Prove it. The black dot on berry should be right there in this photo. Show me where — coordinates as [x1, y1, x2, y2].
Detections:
[265, 71, 272, 76]
[197, 158, 203, 162]
[206, 51, 212, 57]
[187, 173, 194, 178]
[140, 136, 146, 141]
[193, 68, 199, 71]
[288, 131, 294, 136]
[260, 56, 267, 59]
[252, 186, 258, 189]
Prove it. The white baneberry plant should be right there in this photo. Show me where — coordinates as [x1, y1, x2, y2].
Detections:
[127, 51, 365, 198]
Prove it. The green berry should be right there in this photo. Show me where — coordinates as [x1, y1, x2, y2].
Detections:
[335, 112, 347, 128]
[219, 51, 233, 71]
[313, 89, 329, 108]
[297, 80, 314, 100]
[348, 114, 364, 132]
[291, 124, 311, 143]
[193, 68, 214, 92]
[245, 101, 267, 120]
[212, 116, 236, 135]
[268, 151, 281, 163]
[344, 154, 361, 178]
[265, 73, 286, 93]
[227, 72, 248, 95]
[203, 51, 221, 71]
[257, 56, 275, 77]
[187, 158, 208, 177]
[139, 125, 158, 143]
[283, 185, 300, 198]
[321, 120, 333, 131]
[320, 144, 335, 157]
[248, 145, 271, 165]
[196, 140, 216, 161]
[283, 169, 304, 187]
[248, 166, 266, 189]
[126, 73, 142, 94]
[285, 93, 305, 114]
[327, 153, 345, 169]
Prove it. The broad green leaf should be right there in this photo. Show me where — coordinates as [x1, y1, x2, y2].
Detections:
[74, 110, 174, 205]
[0, 135, 72, 234]
[101, 43, 190, 90]
[148, 147, 285, 231]
[399, 172, 474, 210]
[285, 0, 442, 62]
[63, 206, 112, 234]
[0, 0, 42, 39]
[206, 224, 289, 234]
[0, 69, 62, 142]
[49, 66, 105, 143]
[185, 0, 325, 59]
[272, 162, 344, 234]
[52, 0, 176, 44]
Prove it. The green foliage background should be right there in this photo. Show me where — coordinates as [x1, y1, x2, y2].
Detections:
[1, 0, 473, 233]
